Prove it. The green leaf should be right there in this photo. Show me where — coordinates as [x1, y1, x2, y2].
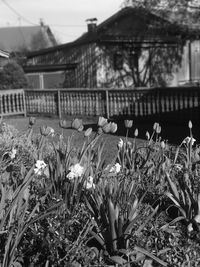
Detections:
[134, 246, 168, 266]
[166, 173, 180, 200]
[110, 255, 127, 265]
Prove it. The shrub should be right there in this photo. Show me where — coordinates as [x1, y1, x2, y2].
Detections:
[0, 61, 28, 90]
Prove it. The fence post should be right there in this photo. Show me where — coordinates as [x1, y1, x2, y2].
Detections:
[23, 89, 27, 117]
[57, 89, 61, 119]
[105, 90, 110, 118]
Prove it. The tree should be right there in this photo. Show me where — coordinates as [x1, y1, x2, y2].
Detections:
[0, 61, 28, 90]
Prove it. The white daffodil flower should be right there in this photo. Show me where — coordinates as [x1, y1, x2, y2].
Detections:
[182, 136, 196, 146]
[84, 176, 95, 189]
[9, 148, 17, 159]
[67, 163, 84, 180]
[109, 163, 121, 174]
[34, 160, 47, 175]
[118, 138, 123, 149]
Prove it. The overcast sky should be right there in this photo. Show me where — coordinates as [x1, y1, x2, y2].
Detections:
[0, 0, 123, 44]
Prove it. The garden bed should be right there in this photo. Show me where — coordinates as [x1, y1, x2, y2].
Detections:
[1, 116, 200, 266]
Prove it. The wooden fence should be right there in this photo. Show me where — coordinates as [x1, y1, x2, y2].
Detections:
[24, 87, 200, 124]
[0, 89, 26, 117]
[1, 87, 200, 125]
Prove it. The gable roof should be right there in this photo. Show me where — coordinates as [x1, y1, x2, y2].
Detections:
[26, 6, 200, 58]
[0, 25, 57, 52]
[0, 49, 9, 58]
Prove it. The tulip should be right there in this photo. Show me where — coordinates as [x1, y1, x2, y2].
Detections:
[156, 125, 161, 134]
[124, 120, 133, 129]
[102, 122, 111, 133]
[110, 122, 117, 133]
[160, 141, 165, 149]
[134, 128, 138, 137]
[98, 116, 108, 127]
[146, 131, 150, 140]
[29, 116, 36, 127]
[188, 120, 192, 129]
[71, 118, 83, 131]
[59, 119, 68, 129]
[40, 126, 54, 136]
[84, 127, 92, 137]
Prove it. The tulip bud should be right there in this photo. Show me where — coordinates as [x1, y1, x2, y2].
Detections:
[59, 119, 68, 129]
[110, 122, 117, 133]
[156, 125, 161, 134]
[153, 122, 159, 131]
[84, 127, 92, 137]
[134, 128, 138, 137]
[71, 118, 83, 131]
[124, 120, 133, 129]
[188, 120, 192, 129]
[160, 141, 165, 149]
[146, 131, 150, 140]
[98, 116, 108, 127]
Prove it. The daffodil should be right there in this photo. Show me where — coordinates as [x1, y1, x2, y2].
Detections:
[182, 136, 196, 146]
[107, 163, 121, 174]
[34, 160, 47, 175]
[9, 148, 17, 159]
[84, 176, 95, 189]
[67, 163, 84, 179]
[118, 138, 123, 149]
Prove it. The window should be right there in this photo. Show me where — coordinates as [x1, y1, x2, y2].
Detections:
[129, 52, 138, 70]
[113, 52, 123, 70]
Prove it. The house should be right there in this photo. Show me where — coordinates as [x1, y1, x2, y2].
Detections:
[0, 49, 9, 69]
[0, 22, 57, 53]
[24, 7, 200, 89]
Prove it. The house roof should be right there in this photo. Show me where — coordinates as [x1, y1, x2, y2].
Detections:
[26, 7, 200, 58]
[0, 49, 9, 58]
[0, 25, 57, 52]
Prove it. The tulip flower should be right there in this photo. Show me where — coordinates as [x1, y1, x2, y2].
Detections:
[124, 120, 133, 129]
[71, 118, 83, 131]
[110, 122, 117, 133]
[98, 116, 108, 127]
[29, 117, 36, 127]
[102, 122, 111, 133]
[59, 119, 68, 129]
[134, 128, 138, 137]
[84, 127, 92, 137]
[188, 120, 192, 129]
[40, 126, 55, 136]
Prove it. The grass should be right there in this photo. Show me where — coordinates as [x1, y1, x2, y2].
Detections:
[4, 116, 144, 164]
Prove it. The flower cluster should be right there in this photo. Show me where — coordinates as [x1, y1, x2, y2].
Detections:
[97, 116, 117, 134]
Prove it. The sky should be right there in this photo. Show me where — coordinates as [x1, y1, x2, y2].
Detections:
[0, 0, 124, 44]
